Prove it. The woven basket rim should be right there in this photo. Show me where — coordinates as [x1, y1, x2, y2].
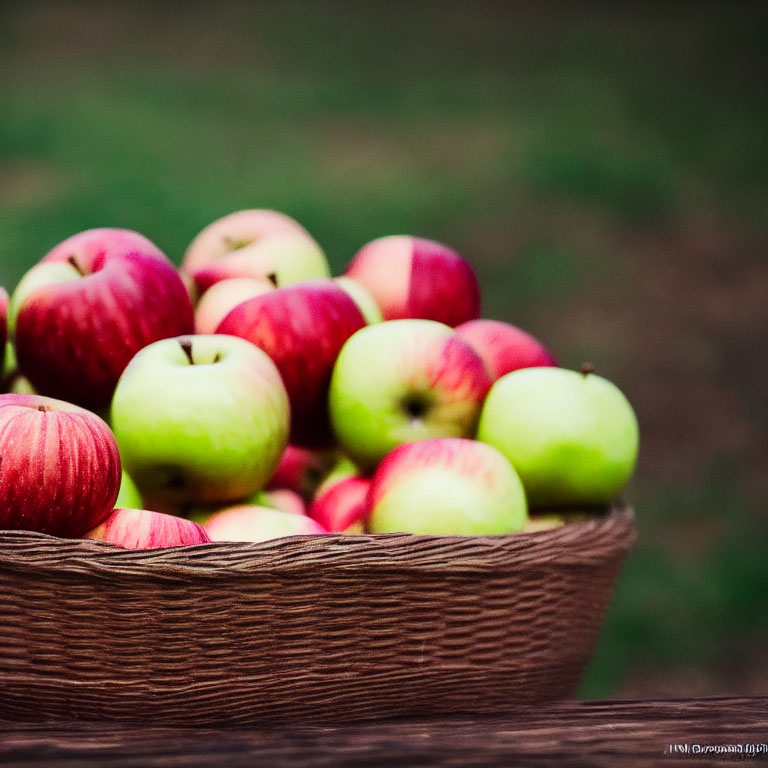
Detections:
[0, 503, 635, 579]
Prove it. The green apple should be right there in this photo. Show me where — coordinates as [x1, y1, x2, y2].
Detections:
[328, 319, 492, 468]
[477, 366, 639, 507]
[111, 334, 290, 506]
[368, 438, 527, 535]
[115, 470, 143, 510]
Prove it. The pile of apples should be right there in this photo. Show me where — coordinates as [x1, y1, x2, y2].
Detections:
[0, 210, 639, 549]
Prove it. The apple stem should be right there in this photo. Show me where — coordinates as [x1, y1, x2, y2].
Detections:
[213, 352, 222, 363]
[581, 362, 596, 376]
[266, 273, 278, 286]
[401, 395, 428, 422]
[222, 236, 250, 252]
[67, 255, 84, 275]
[179, 339, 194, 365]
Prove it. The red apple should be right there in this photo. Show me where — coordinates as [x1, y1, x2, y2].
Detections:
[10, 229, 194, 409]
[0, 393, 121, 536]
[181, 209, 310, 275]
[345, 235, 481, 327]
[216, 279, 366, 447]
[266, 445, 337, 500]
[85, 508, 211, 549]
[194, 277, 275, 334]
[456, 319, 557, 381]
[204, 505, 328, 543]
[309, 475, 371, 533]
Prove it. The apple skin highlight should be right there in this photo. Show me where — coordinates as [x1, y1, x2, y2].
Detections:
[12, 232, 194, 410]
[345, 235, 481, 327]
[477, 367, 639, 508]
[217, 280, 366, 447]
[0, 393, 121, 537]
[111, 334, 290, 507]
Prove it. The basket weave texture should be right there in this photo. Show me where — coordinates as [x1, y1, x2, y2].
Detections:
[0, 505, 635, 726]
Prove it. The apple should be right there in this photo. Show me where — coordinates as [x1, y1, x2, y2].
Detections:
[181, 209, 311, 275]
[344, 235, 481, 326]
[328, 319, 492, 467]
[249, 488, 307, 517]
[368, 438, 527, 535]
[333, 276, 383, 324]
[0, 393, 121, 536]
[190, 233, 331, 295]
[85, 508, 210, 549]
[116, 471, 143, 511]
[266, 444, 337, 500]
[455, 319, 557, 381]
[477, 365, 639, 507]
[110, 334, 290, 506]
[204, 505, 328, 543]
[216, 279, 366, 447]
[309, 475, 370, 533]
[9, 229, 194, 409]
[194, 277, 275, 334]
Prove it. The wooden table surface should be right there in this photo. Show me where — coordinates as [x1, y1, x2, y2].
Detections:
[1, 697, 766, 767]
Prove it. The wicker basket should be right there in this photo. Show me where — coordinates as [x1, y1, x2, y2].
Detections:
[0, 505, 635, 726]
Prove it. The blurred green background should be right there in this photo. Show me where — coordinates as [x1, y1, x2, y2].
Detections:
[1, 1, 766, 697]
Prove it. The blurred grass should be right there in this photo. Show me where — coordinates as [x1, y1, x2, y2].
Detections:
[582, 465, 768, 696]
[1, 0, 766, 697]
